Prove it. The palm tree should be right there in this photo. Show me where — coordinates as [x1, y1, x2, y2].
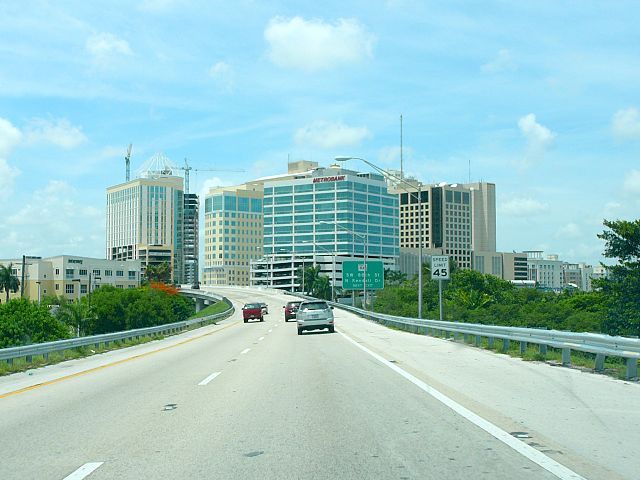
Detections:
[0, 263, 20, 303]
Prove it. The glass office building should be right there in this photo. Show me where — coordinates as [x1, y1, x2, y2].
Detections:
[251, 166, 399, 291]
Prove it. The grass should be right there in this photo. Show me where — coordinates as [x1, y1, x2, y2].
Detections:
[189, 301, 229, 319]
[0, 301, 234, 377]
[0, 334, 166, 377]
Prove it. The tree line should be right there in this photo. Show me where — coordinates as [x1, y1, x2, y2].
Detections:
[0, 284, 194, 348]
[373, 219, 640, 337]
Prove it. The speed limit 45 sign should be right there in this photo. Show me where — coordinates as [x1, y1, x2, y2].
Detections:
[431, 256, 450, 280]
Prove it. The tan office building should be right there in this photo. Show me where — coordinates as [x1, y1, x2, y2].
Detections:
[202, 183, 264, 286]
[0, 256, 142, 303]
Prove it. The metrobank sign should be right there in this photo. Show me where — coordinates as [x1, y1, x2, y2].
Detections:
[312, 175, 345, 183]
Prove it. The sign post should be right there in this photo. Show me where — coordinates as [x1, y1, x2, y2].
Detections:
[342, 260, 384, 308]
[431, 256, 450, 321]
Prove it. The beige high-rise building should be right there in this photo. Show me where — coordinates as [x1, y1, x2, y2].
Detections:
[392, 182, 495, 273]
[105, 154, 185, 282]
[202, 183, 264, 286]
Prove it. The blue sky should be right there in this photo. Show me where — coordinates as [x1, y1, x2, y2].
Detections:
[1, 0, 639, 266]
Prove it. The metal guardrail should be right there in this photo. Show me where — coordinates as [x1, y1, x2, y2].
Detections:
[0, 291, 234, 366]
[289, 293, 640, 380]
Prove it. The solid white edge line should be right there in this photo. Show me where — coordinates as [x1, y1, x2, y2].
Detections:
[268, 329, 273, 333]
[338, 331, 587, 480]
[258, 337, 265, 341]
[240, 348, 250, 355]
[62, 462, 104, 480]
[198, 372, 221, 386]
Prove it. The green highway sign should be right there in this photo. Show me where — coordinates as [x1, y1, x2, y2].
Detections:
[342, 260, 384, 290]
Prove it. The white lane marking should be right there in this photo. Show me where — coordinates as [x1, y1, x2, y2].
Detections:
[63, 462, 104, 480]
[338, 331, 586, 480]
[198, 372, 221, 386]
[240, 348, 250, 355]
[258, 336, 265, 341]
[268, 329, 273, 333]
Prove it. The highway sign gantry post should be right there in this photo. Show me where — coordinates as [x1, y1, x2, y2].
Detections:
[431, 255, 449, 321]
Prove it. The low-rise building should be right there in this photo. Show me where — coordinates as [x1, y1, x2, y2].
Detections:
[0, 256, 142, 303]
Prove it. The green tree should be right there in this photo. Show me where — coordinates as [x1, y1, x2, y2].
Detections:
[0, 299, 69, 347]
[144, 262, 172, 284]
[384, 268, 407, 286]
[0, 263, 20, 304]
[596, 219, 640, 336]
[312, 275, 332, 300]
[56, 298, 93, 337]
[297, 265, 321, 294]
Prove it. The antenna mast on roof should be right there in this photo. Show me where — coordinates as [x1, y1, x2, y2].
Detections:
[400, 114, 403, 179]
[125, 143, 132, 181]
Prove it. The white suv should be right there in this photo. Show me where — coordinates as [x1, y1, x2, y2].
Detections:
[296, 300, 335, 335]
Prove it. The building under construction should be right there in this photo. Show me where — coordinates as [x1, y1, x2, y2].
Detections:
[105, 153, 199, 284]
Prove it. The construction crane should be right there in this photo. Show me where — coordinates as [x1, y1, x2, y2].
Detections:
[125, 144, 132, 181]
[178, 158, 244, 194]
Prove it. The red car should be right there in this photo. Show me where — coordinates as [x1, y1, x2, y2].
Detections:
[283, 301, 302, 322]
[242, 303, 264, 323]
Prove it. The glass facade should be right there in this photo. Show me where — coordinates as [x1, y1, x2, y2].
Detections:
[262, 174, 399, 258]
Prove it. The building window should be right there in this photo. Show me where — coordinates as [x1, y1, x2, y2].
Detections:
[55, 268, 60, 275]
[80, 284, 88, 294]
[65, 268, 74, 276]
[79, 269, 88, 276]
[55, 284, 59, 291]
[65, 284, 74, 294]
[116, 270, 124, 277]
[105, 270, 112, 276]
[93, 269, 101, 276]
[128, 271, 136, 279]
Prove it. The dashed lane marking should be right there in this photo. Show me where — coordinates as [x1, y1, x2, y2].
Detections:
[198, 372, 221, 386]
[62, 462, 103, 480]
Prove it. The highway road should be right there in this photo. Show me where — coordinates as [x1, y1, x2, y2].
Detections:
[0, 287, 638, 480]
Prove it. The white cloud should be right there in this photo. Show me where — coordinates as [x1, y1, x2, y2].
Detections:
[518, 114, 556, 150]
[377, 145, 415, 167]
[481, 49, 517, 74]
[0, 159, 20, 200]
[294, 121, 371, 149]
[623, 169, 640, 194]
[198, 176, 225, 201]
[265, 16, 374, 72]
[556, 222, 582, 239]
[501, 197, 548, 216]
[86, 33, 133, 66]
[0, 117, 22, 157]
[208, 61, 235, 92]
[25, 118, 87, 149]
[612, 107, 640, 139]
[2, 180, 104, 257]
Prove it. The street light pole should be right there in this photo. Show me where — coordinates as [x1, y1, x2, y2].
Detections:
[335, 156, 423, 319]
[320, 221, 367, 309]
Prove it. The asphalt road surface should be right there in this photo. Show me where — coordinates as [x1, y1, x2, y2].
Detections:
[0, 287, 637, 480]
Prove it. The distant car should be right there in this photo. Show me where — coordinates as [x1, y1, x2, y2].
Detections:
[296, 300, 334, 335]
[242, 303, 264, 323]
[259, 302, 269, 315]
[283, 301, 302, 321]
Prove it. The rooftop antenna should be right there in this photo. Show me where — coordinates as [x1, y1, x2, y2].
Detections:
[125, 143, 132, 181]
[400, 114, 403, 179]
